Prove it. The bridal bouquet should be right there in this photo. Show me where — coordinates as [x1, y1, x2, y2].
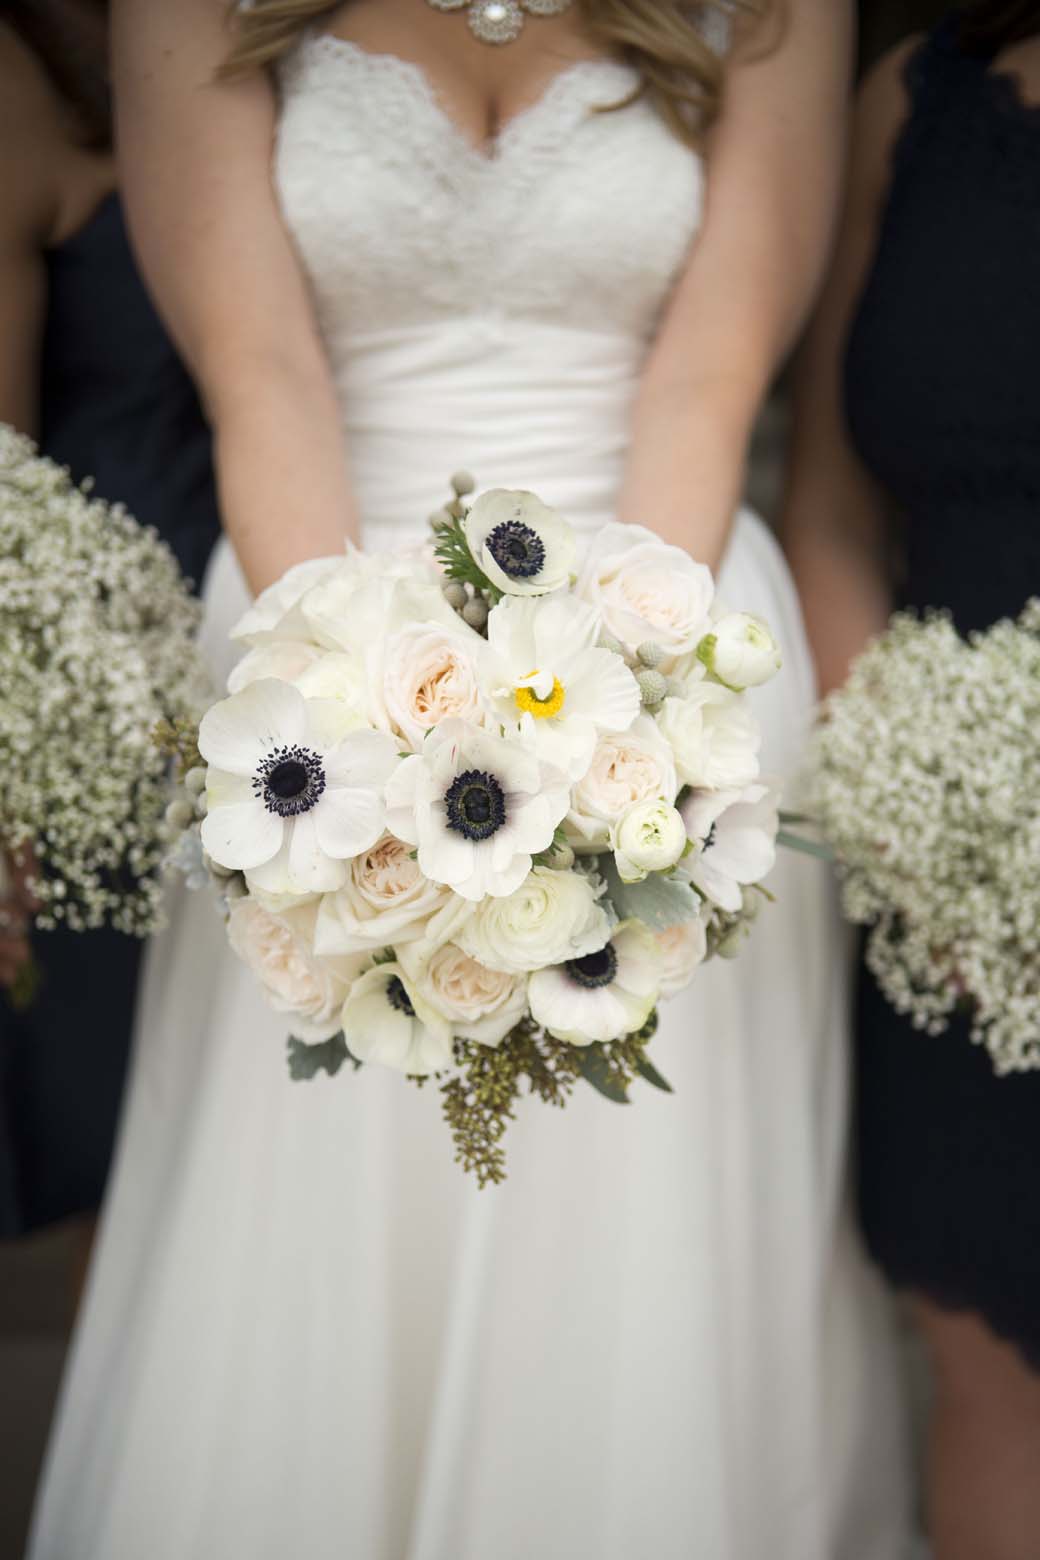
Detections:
[809, 603, 1040, 1075]
[165, 478, 782, 1182]
[0, 424, 208, 937]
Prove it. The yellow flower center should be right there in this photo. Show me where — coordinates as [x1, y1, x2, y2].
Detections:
[514, 672, 566, 720]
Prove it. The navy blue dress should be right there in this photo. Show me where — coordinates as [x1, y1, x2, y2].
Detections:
[843, 20, 1040, 1365]
[0, 193, 220, 1236]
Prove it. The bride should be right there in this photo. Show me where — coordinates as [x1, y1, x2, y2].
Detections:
[31, 2, 912, 1556]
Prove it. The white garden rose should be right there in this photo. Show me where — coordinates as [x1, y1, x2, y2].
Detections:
[697, 612, 781, 690]
[231, 555, 350, 647]
[577, 522, 714, 659]
[612, 799, 687, 884]
[226, 898, 362, 1041]
[382, 621, 485, 751]
[463, 489, 577, 597]
[567, 715, 678, 849]
[656, 685, 760, 791]
[399, 941, 527, 1046]
[655, 916, 708, 998]
[457, 866, 612, 974]
[341, 962, 453, 1076]
[227, 640, 324, 695]
[313, 833, 460, 955]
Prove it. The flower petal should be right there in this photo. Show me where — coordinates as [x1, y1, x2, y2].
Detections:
[314, 786, 386, 859]
[201, 799, 283, 870]
[199, 679, 307, 776]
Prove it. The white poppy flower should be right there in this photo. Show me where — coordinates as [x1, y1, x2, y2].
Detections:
[341, 962, 453, 1076]
[655, 916, 709, 998]
[313, 832, 458, 955]
[198, 678, 399, 896]
[528, 921, 660, 1046]
[567, 715, 678, 849]
[230, 555, 349, 647]
[656, 684, 761, 791]
[384, 718, 570, 902]
[482, 595, 640, 779]
[680, 782, 779, 912]
[612, 798, 688, 883]
[463, 489, 577, 597]
[697, 612, 782, 690]
[577, 523, 714, 659]
[226, 899, 363, 1041]
[398, 941, 528, 1047]
[457, 865, 612, 974]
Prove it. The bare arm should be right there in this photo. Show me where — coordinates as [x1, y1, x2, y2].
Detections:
[111, 0, 358, 594]
[780, 39, 917, 696]
[619, 0, 853, 571]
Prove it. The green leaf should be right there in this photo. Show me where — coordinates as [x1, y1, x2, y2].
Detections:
[634, 1053, 674, 1094]
[776, 828, 834, 863]
[600, 858, 701, 930]
[287, 1033, 359, 1081]
[432, 513, 503, 603]
[576, 1046, 631, 1105]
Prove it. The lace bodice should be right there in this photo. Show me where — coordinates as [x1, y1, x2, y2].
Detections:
[275, 37, 703, 343]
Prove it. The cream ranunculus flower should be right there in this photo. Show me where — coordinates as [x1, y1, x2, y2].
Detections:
[567, 714, 678, 849]
[341, 962, 453, 1076]
[399, 941, 527, 1046]
[226, 898, 363, 1041]
[313, 832, 459, 955]
[382, 620, 486, 751]
[655, 915, 709, 998]
[463, 489, 577, 597]
[577, 522, 714, 660]
[611, 798, 687, 884]
[655, 684, 761, 791]
[457, 865, 612, 975]
[697, 612, 782, 691]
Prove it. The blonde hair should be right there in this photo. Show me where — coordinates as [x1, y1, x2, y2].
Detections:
[220, 1, 778, 144]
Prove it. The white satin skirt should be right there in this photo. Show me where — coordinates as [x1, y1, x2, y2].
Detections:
[30, 322, 914, 1560]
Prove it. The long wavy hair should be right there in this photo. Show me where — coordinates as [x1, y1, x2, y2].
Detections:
[221, 1, 779, 144]
[959, 0, 1039, 51]
[0, 0, 110, 148]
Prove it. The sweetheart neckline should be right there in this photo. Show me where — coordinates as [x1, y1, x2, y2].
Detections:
[302, 33, 639, 164]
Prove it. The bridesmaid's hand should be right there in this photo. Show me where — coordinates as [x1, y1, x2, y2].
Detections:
[0, 846, 38, 989]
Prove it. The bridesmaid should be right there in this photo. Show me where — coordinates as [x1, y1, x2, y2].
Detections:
[783, 3, 1040, 1556]
[0, 0, 220, 1240]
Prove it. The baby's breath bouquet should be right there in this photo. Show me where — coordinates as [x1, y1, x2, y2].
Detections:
[164, 475, 782, 1184]
[809, 604, 1040, 1074]
[0, 424, 209, 935]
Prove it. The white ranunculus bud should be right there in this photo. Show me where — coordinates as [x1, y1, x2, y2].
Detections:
[697, 613, 781, 690]
[611, 799, 687, 884]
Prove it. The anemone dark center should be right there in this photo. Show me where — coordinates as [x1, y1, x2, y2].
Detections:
[444, 769, 507, 842]
[703, 823, 717, 852]
[386, 976, 415, 1018]
[254, 745, 326, 818]
[486, 520, 546, 581]
[565, 943, 619, 990]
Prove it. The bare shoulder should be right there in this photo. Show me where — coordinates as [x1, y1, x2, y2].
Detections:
[0, 22, 73, 246]
[850, 35, 923, 206]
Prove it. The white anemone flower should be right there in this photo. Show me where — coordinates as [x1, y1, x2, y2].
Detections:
[680, 782, 779, 912]
[198, 678, 399, 896]
[341, 962, 454, 1076]
[528, 920, 660, 1046]
[384, 718, 570, 902]
[463, 489, 577, 597]
[482, 595, 640, 778]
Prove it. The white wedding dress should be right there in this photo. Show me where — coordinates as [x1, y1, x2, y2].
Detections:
[30, 37, 913, 1560]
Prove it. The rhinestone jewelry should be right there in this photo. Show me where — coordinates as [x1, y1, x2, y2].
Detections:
[426, 0, 573, 47]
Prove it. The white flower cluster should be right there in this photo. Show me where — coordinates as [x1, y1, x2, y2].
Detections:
[0, 425, 209, 932]
[809, 603, 1040, 1074]
[170, 487, 780, 1162]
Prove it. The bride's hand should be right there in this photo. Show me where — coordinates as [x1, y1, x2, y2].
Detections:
[0, 845, 38, 989]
